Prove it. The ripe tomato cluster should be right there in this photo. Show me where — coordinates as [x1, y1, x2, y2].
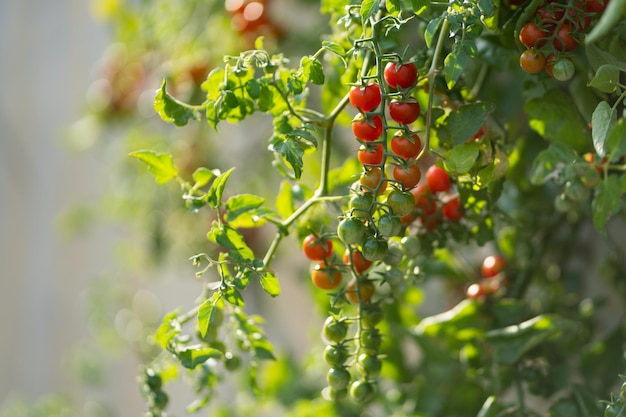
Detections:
[224, 0, 281, 44]
[466, 255, 507, 299]
[517, 0, 608, 78]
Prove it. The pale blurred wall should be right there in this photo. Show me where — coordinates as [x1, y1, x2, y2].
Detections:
[0, 0, 146, 412]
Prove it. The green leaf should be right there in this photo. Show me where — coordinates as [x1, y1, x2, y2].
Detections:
[177, 345, 222, 369]
[225, 194, 265, 221]
[592, 175, 622, 233]
[321, 0, 351, 13]
[223, 285, 246, 307]
[360, 0, 380, 22]
[321, 41, 345, 57]
[585, 43, 626, 71]
[424, 16, 443, 48]
[411, 0, 430, 13]
[386, 0, 401, 14]
[591, 101, 616, 157]
[446, 142, 479, 174]
[530, 143, 578, 185]
[207, 168, 235, 208]
[439, 102, 495, 145]
[129, 150, 179, 184]
[478, 0, 494, 16]
[197, 299, 216, 338]
[269, 136, 305, 179]
[415, 299, 483, 341]
[327, 157, 361, 193]
[525, 89, 589, 150]
[207, 223, 256, 262]
[154, 80, 201, 126]
[605, 118, 626, 161]
[153, 310, 181, 349]
[252, 338, 276, 360]
[585, 0, 626, 44]
[444, 49, 467, 89]
[192, 167, 216, 188]
[300, 56, 325, 85]
[288, 127, 318, 148]
[486, 314, 578, 364]
[588, 64, 622, 93]
[275, 180, 294, 218]
[260, 271, 281, 297]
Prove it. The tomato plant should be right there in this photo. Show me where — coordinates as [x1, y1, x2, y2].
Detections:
[74, 0, 626, 416]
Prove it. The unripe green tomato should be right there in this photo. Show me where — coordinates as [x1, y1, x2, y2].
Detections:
[224, 352, 241, 371]
[152, 390, 169, 409]
[323, 316, 349, 343]
[327, 367, 352, 390]
[324, 386, 348, 401]
[359, 328, 382, 354]
[552, 58, 575, 81]
[349, 193, 375, 218]
[384, 267, 405, 287]
[362, 237, 388, 261]
[356, 353, 382, 378]
[383, 242, 403, 266]
[564, 180, 590, 203]
[324, 344, 349, 367]
[338, 217, 367, 245]
[605, 402, 621, 417]
[377, 213, 403, 237]
[400, 235, 420, 257]
[361, 303, 384, 328]
[145, 369, 162, 391]
[350, 380, 376, 404]
[386, 190, 415, 217]
[554, 193, 575, 213]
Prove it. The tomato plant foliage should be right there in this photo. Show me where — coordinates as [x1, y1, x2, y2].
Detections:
[82, 0, 626, 415]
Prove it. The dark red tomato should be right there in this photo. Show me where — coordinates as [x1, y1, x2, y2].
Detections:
[552, 23, 578, 51]
[411, 183, 437, 216]
[519, 22, 548, 48]
[302, 234, 333, 261]
[585, 0, 609, 12]
[357, 142, 384, 165]
[389, 99, 421, 125]
[352, 114, 384, 141]
[536, 4, 564, 22]
[384, 62, 418, 89]
[390, 132, 422, 159]
[350, 84, 382, 113]
[425, 165, 451, 192]
[481, 255, 506, 278]
[343, 249, 373, 274]
[393, 164, 421, 189]
[519, 49, 546, 74]
[544, 53, 556, 77]
[442, 196, 463, 221]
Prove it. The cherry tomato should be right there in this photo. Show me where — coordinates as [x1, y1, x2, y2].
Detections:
[393, 164, 422, 189]
[359, 328, 382, 352]
[519, 49, 546, 74]
[382, 243, 403, 266]
[327, 367, 351, 391]
[386, 190, 416, 217]
[302, 234, 333, 261]
[584, 0, 609, 12]
[481, 255, 506, 278]
[377, 213, 403, 237]
[343, 249, 373, 274]
[412, 183, 438, 216]
[337, 217, 366, 246]
[390, 132, 422, 159]
[552, 23, 578, 51]
[312, 263, 343, 290]
[425, 165, 451, 192]
[519, 23, 548, 48]
[389, 98, 421, 124]
[466, 283, 485, 299]
[362, 237, 388, 262]
[361, 303, 384, 328]
[358, 142, 384, 165]
[536, 5, 564, 22]
[551, 58, 575, 81]
[360, 167, 387, 194]
[352, 114, 384, 141]
[384, 62, 418, 89]
[442, 196, 463, 221]
[349, 193, 374, 218]
[350, 380, 376, 404]
[356, 353, 382, 378]
[324, 344, 348, 367]
[345, 278, 376, 304]
[322, 316, 348, 343]
[349, 84, 382, 112]
[224, 352, 241, 371]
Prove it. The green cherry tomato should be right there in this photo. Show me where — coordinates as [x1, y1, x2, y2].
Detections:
[324, 386, 348, 401]
[350, 380, 376, 404]
[324, 344, 349, 367]
[337, 217, 367, 246]
[323, 316, 349, 343]
[349, 193, 374, 218]
[224, 352, 241, 371]
[383, 242, 403, 267]
[386, 190, 415, 217]
[400, 235, 420, 257]
[356, 353, 382, 378]
[552, 58, 575, 81]
[152, 390, 169, 409]
[564, 180, 590, 203]
[377, 213, 403, 237]
[362, 237, 388, 262]
[359, 328, 382, 354]
[327, 367, 352, 390]
[361, 303, 384, 328]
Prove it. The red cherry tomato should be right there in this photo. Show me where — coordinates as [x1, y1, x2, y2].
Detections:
[481, 255, 506, 278]
[519, 23, 548, 48]
[357, 142, 384, 165]
[442, 196, 463, 221]
[552, 22, 578, 51]
[425, 165, 451, 192]
[349, 84, 382, 113]
[389, 99, 421, 125]
[343, 249, 373, 274]
[384, 62, 418, 89]
[392, 164, 422, 189]
[302, 234, 333, 261]
[390, 132, 422, 159]
[519, 49, 546, 74]
[352, 114, 384, 141]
